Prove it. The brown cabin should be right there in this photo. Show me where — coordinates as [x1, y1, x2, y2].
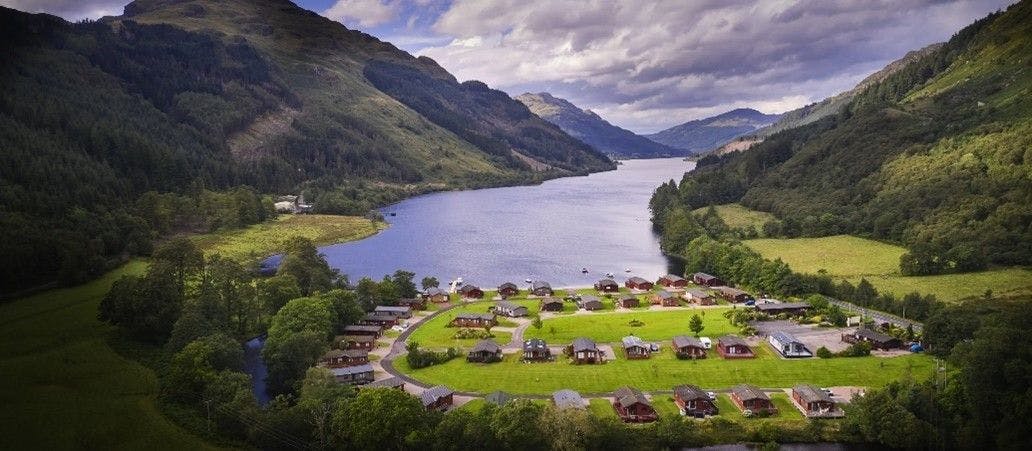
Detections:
[397, 298, 427, 310]
[730, 384, 776, 415]
[450, 313, 497, 328]
[674, 384, 718, 417]
[652, 290, 679, 306]
[423, 287, 450, 303]
[672, 335, 707, 359]
[717, 286, 753, 303]
[625, 276, 653, 291]
[566, 338, 603, 364]
[457, 284, 484, 299]
[320, 349, 369, 368]
[792, 384, 839, 418]
[539, 297, 564, 312]
[657, 274, 688, 288]
[717, 336, 755, 359]
[755, 302, 811, 316]
[360, 313, 397, 328]
[421, 386, 454, 412]
[684, 289, 716, 305]
[494, 301, 529, 318]
[365, 377, 405, 390]
[331, 364, 374, 385]
[577, 295, 604, 311]
[622, 336, 652, 359]
[467, 339, 503, 363]
[616, 294, 640, 308]
[497, 282, 519, 297]
[842, 328, 902, 350]
[594, 279, 619, 293]
[531, 281, 554, 296]
[343, 325, 383, 338]
[613, 387, 657, 423]
[522, 338, 552, 361]
[374, 305, 413, 319]
[339, 335, 376, 350]
[692, 272, 724, 287]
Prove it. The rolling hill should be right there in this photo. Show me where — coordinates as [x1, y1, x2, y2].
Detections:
[646, 108, 781, 153]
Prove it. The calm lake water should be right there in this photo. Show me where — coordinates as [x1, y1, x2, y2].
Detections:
[320, 158, 695, 287]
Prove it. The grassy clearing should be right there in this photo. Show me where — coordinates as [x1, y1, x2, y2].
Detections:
[405, 306, 513, 349]
[0, 262, 221, 450]
[525, 308, 737, 343]
[191, 214, 383, 262]
[846, 269, 1032, 302]
[712, 393, 804, 425]
[587, 399, 618, 419]
[694, 203, 775, 231]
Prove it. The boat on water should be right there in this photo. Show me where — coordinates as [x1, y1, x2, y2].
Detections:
[581, 268, 589, 273]
[625, 268, 631, 273]
[525, 278, 533, 284]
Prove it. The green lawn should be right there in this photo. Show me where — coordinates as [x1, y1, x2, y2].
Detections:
[847, 269, 1032, 302]
[694, 203, 775, 232]
[587, 399, 618, 419]
[405, 305, 513, 349]
[525, 308, 737, 343]
[191, 214, 383, 261]
[394, 345, 934, 395]
[712, 393, 805, 425]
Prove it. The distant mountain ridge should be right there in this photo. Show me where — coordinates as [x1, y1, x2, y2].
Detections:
[516, 92, 685, 158]
[645, 108, 781, 153]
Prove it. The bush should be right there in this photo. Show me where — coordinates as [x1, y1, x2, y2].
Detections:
[628, 319, 645, 327]
[816, 346, 834, 359]
[452, 328, 494, 339]
[837, 341, 872, 357]
[405, 342, 460, 369]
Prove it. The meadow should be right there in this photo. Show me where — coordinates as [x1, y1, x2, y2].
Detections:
[525, 307, 737, 343]
[694, 203, 775, 232]
[190, 214, 383, 261]
[404, 306, 514, 348]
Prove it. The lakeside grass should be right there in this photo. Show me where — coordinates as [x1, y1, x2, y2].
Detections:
[694, 203, 775, 232]
[525, 307, 737, 343]
[191, 214, 384, 261]
[405, 306, 514, 349]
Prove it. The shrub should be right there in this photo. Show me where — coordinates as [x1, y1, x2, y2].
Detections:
[837, 341, 872, 357]
[452, 328, 494, 339]
[816, 346, 834, 359]
[628, 319, 645, 327]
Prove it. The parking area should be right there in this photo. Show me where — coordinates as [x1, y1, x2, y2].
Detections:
[750, 320, 852, 353]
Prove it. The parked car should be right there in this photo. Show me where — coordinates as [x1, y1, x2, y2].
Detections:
[706, 391, 717, 400]
[699, 337, 712, 349]
[744, 300, 756, 306]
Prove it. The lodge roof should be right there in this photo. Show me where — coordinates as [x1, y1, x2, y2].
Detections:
[718, 335, 749, 347]
[571, 337, 598, 352]
[613, 386, 650, 407]
[673, 384, 709, 401]
[672, 335, 704, 349]
[330, 364, 374, 377]
[553, 389, 585, 409]
[793, 384, 833, 404]
[421, 386, 454, 406]
[470, 339, 501, 354]
[731, 384, 769, 401]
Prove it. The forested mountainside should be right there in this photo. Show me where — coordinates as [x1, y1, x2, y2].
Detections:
[646, 108, 781, 153]
[516, 92, 685, 158]
[0, 0, 613, 294]
[651, 1, 1032, 273]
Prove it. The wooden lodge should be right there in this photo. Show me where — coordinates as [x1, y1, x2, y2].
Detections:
[684, 288, 716, 305]
[343, 324, 383, 337]
[657, 274, 688, 289]
[421, 386, 454, 412]
[566, 337, 603, 364]
[730, 384, 776, 415]
[531, 281, 554, 296]
[552, 389, 586, 410]
[360, 313, 397, 328]
[717, 286, 753, 303]
[364, 377, 405, 390]
[497, 282, 519, 297]
[625, 276, 653, 291]
[450, 313, 497, 328]
[458, 284, 484, 299]
[652, 290, 680, 306]
[717, 335, 755, 358]
[792, 384, 842, 418]
[539, 297, 564, 312]
[494, 300, 529, 317]
[617, 294, 640, 308]
[768, 331, 812, 358]
[842, 328, 902, 350]
[692, 272, 724, 287]
[622, 336, 652, 359]
[756, 302, 811, 316]
[577, 295, 604, 311]
[397, 298, 427, 310]
[594, 278, 619, 293]
[331, 364, 375, 385]
[613, 387, 657, 423]
[673, 384, 718, 417]
[672, 335, 707, 359]
[339, 335, 376, 350]
[522, 338, 552, 361]
[485, 390, 513, 406]
[320, 349, 369, 368]
[467, 339, 503, 363]
[374, 305, 413, 319]
[423, 287, 450, 303]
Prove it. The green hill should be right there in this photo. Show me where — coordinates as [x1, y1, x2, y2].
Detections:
[652, 1, 1032, 273]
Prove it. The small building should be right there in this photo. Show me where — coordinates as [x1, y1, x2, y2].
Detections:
[692, 272, 725, 287]
[563, 289, 581, 301]
[625, 276, 654, 291]
[331, 364, 375, 385]
[552, 389, 586, 410]
[374, 305, 413, 319]
[594, 279, 619, 293]
[423, 287, 450, 303]
[684, 289, 716, 305]
[792, 384, 841, 418]
[364, 377, 405, 390]
[458, 284, 484, 299]
[616, 294, 640, 308]
[769, 331, 812, 358]
[672, 335, 707, 359]
[360, 313, 397, 328]
[339, 335, 376, 350]
[467, 339, 503, 362]
[577, 295, 604, 311]
[494, 300, 529, 318]
[652, 290, 679, 306]
[397, 298, 427, 310]
[539, 297, 564, 312]
[531, 281, 554, 296]
[756, 302, 811, 316]
[613, 387, 657, 423]
[673, 384, 718, 417]
[717, 335, 755, 359]
[450, 313, 497, 328]
[343, 325, 383, 337]
[657, 274, 688, 288]
[622, 336, 652, 359]
[485, 390, 514, 406]
[320, 349, 369, 368]
[730, 384, 776, 415]
[522, 338, 552, 361]
[717, 286, 753, 303]
[842, 328, 902, 350]
[421, 386, 454, 412]
[566, 337, 602, 364]
[497, 282, 519, 297]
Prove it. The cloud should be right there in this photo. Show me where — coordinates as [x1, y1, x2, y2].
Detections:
[0, 0, 128, 20]
[324, 0, 400, 28]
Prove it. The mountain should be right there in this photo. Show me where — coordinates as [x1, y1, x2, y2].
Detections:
[651, 1, 1032, 272]
[0, 0, 613, 292]
[516, 92, 685, 158]
[646, 108, 781, 153]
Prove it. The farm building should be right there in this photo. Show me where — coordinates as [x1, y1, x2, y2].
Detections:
[616, 294, 640, 308]
[494, 300, 529, 317]
[331, 364, 374, 385]
[792, 385, 842, 418]
[622, 336, 652, 359]
[531, 281, 554, 296]
[730, 384, 776, 415]
[485, 391, 514, 406]
[594, 278, 619, 292]
[552, 389, 586, 410]
[842, 328, 902, 350]
[717, 286, 753, 303]
[450, 313, 497, 328]
[467, 339, 503, 362]
[423, 287, 450, 303]
[396, 298, 427, 310]
[458, 284, 484, 299]
[673, 384, 718, 417]
[625, 276, 653, 291]
[577, 295, 604, 311]
[769, 331, 812, 358]
[360, 313, 397, 328]
[692, 272, 724, 287]
[672, 335, 707, 359]
[364, 377, 405, 390]
[717, 336, 755, 358]
[567, 338, 603, 364]
[613, 387, 657, 423]
[652, 290, 679, 306]
[421, 386, 454, 412]
[339, 335, 375, 350]
[343, 325, 383, 337]
[522, 338, 552, 361]
[373, 305, 412, 319]
[539, 297, 564, 312]
[684, 289, 716, 305]
[319, 349, 369, 368]
[657, 274, 688, 288]
[497, 282, 519, 297]
[756, 302, 811, 316]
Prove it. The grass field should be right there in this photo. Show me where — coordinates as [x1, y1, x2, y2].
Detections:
[191, 214, 383, 261]
[525, 308, 737, 343]
[405, 306, 514, 349]
[694, 203, 775, 232]
[744, 235, 1032, 302]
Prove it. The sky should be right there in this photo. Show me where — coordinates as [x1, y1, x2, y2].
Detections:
[1, 0, 1016, 133]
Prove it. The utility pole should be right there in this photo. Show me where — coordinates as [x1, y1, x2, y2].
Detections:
[205, 399, 213, 433]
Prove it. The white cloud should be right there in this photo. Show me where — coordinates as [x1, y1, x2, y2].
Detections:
[324, 0, 400, 28]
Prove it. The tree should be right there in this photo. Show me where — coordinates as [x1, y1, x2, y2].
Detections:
[299, 367, 355, 449]
[333, 387, 431, 450]
[489, 399, 547, 450]
[263, 296, 335, 394]
[355, 277, 381, 311]
[392, 270, 418, 299]
[531, 316, 543, 330]
[537, 405, 594, 451]
[256, 274, 302, 322]
[98, 270, 182, 342]
[689, 314, 704, 336]
[278, 237, 336, 296]
[151, 237, 205, 299]
[165, 333, 244, 401]
[420, 276, 439, 290]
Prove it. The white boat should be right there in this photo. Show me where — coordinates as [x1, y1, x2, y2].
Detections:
[605, 272, 615, 278]
[525, 278, 533, 284]
[624, 268, 631, 273]
[581, 268, 588, 273]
